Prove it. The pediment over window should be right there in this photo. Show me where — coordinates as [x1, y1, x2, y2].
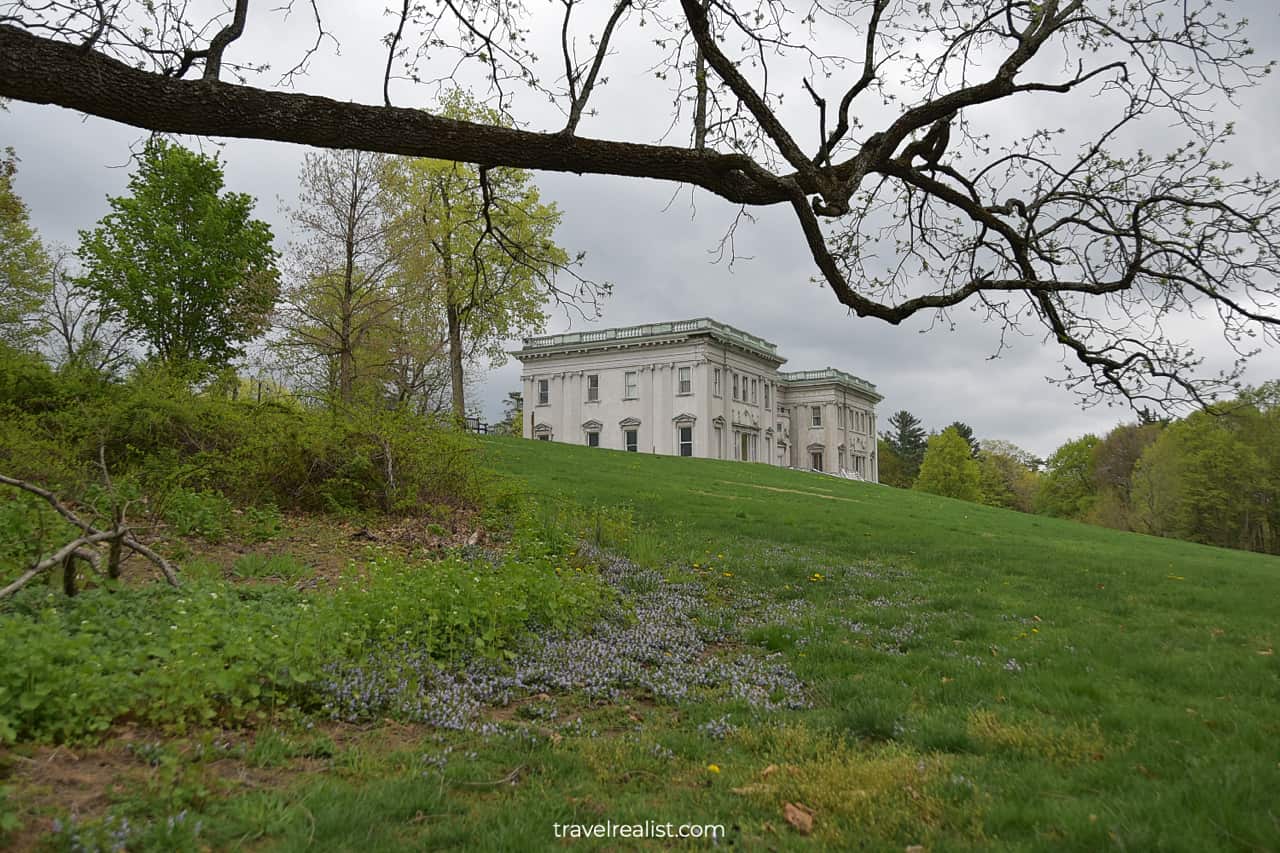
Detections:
[618, 416, 642, 428]
[806, 442, 825, 453]
[672, 412, 697, 426]
[581, 419, 603, 431]
[533, 422, 554, 436]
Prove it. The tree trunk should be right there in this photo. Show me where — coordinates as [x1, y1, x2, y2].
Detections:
[447, 301, 465, 425]
[62, 552, 78, 596]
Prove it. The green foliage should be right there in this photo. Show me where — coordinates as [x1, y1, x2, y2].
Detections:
[0, 582, 323, 741]
[882, 410, 927, 482]
[977, 445, 1038, 513]
[1035, 434, 1100, 519]
[232, 553, 312, 582]
[382, 90, 587, 417]
[76, 139, 279, 372]
[1132, 411, 1269, 550]
[162, 488, 233, 542]
[946, 421, 979, 457]
[0, 490, 75, 578]
[0, 148, 51, 347]
[913, 427, 981, 502]
[0, 358, 488, 525]
[0, 511, 607, 741]
[875, 438, 911, 488]
[240, 503, 284, 543]
[317, 535, 610, 662]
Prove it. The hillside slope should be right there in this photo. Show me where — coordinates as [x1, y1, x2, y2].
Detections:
[486, 435, 1280, 850]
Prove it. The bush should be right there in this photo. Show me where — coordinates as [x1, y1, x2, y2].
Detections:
[162, 489, 233, 542]
[0, 359, 488, 521]
[231, 553, 312, 582]
[0, 528, 611, 742]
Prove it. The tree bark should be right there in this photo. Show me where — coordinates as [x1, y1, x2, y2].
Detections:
[445, 286, 465, 425]
[0, 25, 792, 207]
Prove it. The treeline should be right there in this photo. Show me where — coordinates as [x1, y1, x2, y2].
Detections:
[877, 398, 1280, 556]
[2, 90, 599, 425]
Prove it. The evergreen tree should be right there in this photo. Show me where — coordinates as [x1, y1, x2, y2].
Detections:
[947, 421, 979, 457]
[883, 409, 927, 481]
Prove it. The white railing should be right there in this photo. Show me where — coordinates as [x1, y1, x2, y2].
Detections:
[778, 367, 878, 393]
[521, 317, 779, 356]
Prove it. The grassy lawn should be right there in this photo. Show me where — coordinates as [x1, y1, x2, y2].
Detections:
[6, 435, 1279, 851]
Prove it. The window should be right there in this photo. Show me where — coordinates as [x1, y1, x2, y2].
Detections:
[586, 374, 599, 402]
[624, 429, 638, 452]
[537, 435, 550, 441]
[751, 378, 758, 404]
[714, 368, 722, 396]
[678, 366, 692, 395]
[732, 373, 739, 400]
[586, 431, 600, 447]
[811, 406, 822, 427]
[811, 451, 824, 471]
[537, 379, 549, 406]
[624, 371, 638, 399]
[714, 426, 722, 458]
[764, 384, 770, 409]
[740, 432, 750, 462]
[679, 426, 693, 457]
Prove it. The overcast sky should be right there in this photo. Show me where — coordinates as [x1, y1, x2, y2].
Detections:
[4, 1, 1278, 458]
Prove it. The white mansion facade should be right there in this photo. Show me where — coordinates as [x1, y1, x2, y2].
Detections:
[513, 318, 882, 481]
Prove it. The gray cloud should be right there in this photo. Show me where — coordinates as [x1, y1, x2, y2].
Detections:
[4, 1, 1278, 459]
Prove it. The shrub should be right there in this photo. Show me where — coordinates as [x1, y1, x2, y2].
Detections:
[231, 553, 312, 583]
[162, 489, 233, 542]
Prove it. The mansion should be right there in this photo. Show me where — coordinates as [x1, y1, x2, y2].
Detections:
[512, 318, 882, 481]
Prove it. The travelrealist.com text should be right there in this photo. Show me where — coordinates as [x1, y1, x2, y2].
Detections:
[552, 821, 725, 840]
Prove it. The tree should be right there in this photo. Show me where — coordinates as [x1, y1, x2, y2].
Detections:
[1088, 423, 1162, 529]
[947, 421, 979, 458]
[0, 147, 51, 347]
[1132, 408, 1272, 551]
[276, 149, 399, 403]
[1035, 435, 1100, 519]
[41, 250, 131, 374]
[914, 427, 981, 502]
[875, 438, 909, 488]
[977, 440, 1040, 513]
[882, 410, 927, 482]
[3, 2, 1278, 410]
[382, 91, 601, 422]
[77, 139, 279, 372]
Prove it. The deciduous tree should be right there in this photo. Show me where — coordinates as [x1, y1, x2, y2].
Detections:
[914, 427, 981, 502]
[2, 2, 1277, 410]
[77, 140, 279, 373]
[276, 149, 399, 403]
[1035, 435, 1100, 519]
[0, 147, 50, 347]
[382, 91, 602, 421]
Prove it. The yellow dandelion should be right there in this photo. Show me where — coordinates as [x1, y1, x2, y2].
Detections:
[723, 571, 733, 578]
[707, 764, 721, 774]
